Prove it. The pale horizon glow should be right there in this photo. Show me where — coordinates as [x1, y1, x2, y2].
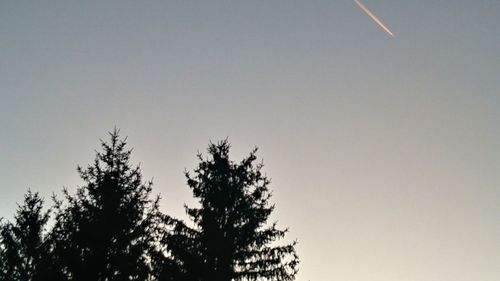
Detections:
[354, 0, 395, 37]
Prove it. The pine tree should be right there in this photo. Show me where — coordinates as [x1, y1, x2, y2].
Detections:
[166, 140, 299, 281]
[50, 129, 168, 281]
[0, 191, 62, 281]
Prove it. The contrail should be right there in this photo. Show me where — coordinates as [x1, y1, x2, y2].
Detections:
[353, 0, 395, 37]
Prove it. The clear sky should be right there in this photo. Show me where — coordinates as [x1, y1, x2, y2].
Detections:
[1, 1, 499, 280]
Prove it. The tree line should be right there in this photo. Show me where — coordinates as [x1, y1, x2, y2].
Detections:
[0, 129, 299, 281]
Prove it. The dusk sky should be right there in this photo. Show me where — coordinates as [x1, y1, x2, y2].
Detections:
[1, 1, 499, 280]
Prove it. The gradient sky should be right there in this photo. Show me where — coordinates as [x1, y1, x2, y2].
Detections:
[1, 1, 499, 280]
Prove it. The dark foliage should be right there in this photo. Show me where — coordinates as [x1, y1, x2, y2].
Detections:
[166, 140, 299, 281]
[0, 132, 300, 281]
[0, 191, 62, 281]
[50, 129, 169, 281]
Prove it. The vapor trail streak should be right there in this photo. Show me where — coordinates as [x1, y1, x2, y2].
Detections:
[353, 0, 395, 37]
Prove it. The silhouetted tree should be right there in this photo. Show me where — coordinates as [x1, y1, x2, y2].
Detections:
[166, 140, 299, 281]
[0, 191, 62, 281]
[50, 129, 169, 281]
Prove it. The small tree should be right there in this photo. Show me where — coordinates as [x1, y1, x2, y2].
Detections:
[0, 191, 61, 281]
[51, 129, 168, 280]
[167, 140, 299, 281]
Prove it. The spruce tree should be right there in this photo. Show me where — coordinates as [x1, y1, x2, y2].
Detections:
[0, 191, 62, 281]
[166, 140, 299, 281]
[51, 129, 168, 280]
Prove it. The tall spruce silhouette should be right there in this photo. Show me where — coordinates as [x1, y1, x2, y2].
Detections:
[166, 140, 299, 281]
[0, 191, 62, 281]
[50, 129, 169, 280]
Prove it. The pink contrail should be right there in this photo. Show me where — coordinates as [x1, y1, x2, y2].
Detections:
[354, 0, 395, 37]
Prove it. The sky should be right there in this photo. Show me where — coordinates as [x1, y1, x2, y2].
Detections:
[1, 0, 499, 280]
